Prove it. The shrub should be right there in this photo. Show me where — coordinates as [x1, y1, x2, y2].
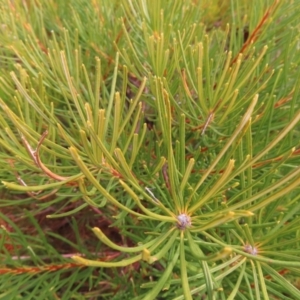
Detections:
[0, 0, 299, 299]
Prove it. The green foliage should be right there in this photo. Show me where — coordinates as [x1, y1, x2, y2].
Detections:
[0, 0, 300, 299]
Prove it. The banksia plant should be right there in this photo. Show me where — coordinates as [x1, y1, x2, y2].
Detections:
[0, 0, 300, 299]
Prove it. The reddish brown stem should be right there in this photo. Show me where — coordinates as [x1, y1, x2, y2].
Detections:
[230, 0, 280, 66]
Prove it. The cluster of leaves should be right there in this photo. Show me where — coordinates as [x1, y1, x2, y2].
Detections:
[0, 0, 300, 299]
